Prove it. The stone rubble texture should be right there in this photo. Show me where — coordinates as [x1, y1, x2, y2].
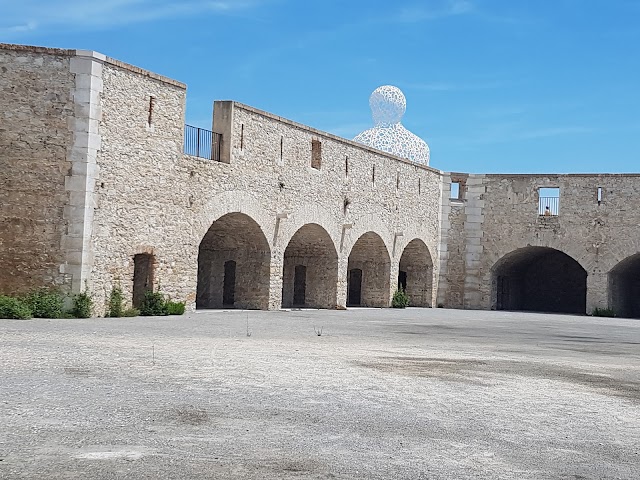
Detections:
[2, 43, 640, 316]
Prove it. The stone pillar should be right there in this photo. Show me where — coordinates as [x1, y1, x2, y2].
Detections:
[212, 101, 233, 164]
[463, 175, 486, 309]
[62, 50, 104, 293]
[587, 270, 608, 314]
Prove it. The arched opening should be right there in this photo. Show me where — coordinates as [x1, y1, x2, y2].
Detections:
[347, 232, 391, 307]
[197, 213, 271, 310]
[132, 253, 154, 308]
[609, 254, 640, 318]
[398, 239, 433, 307]
[491, 247, 587, 314]
[282, 224, 338, 309]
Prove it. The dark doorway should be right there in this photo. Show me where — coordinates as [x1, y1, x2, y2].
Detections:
[609, 254, 640, 318]
[223, 260, 236, 307]
[197, 213, 271, 310]
[398, 271, 407, 291]
[293, 265, 307, 306]
[133, 253, 154, 308]
[281, 224, 338, 309]
[398, 239, 433, 307]
[491, 247, 587, 314]
[347, 232, 391, 307]
[347, 268, 362, 306]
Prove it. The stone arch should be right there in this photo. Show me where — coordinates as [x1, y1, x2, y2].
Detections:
[491, 246, 587, 314]
[196, 212, 271, 309]
[282, 224, 339, 309]
[347, 232, 391, 307]
[195, 191, 274, 249]
[609, 253, 640, 318]
[398, 238, 434, 307]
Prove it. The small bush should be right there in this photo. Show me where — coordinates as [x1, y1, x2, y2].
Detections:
[0, 295, 33, 319]
[107, 285, 124, 318]
[140, 291, 169, 316]
[123, 307, 140, 317]
[166, 301, 186, 316]
[72, 290, 93, 318]
[592, 307, 615, 318]
[392, 288, 409, 308]
[23, 289, 65, 318]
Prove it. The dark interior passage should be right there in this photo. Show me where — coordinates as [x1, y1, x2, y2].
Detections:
[492, 247, 587, 314]
[132, 253, 154, 308]
[398, 239, 433, 307]
[347, 232, 390, 307]
[348, 268, 362, 306]
[282, 224, 338, 309]
[197, 213, 271, 310]
[609, 254, 640, 318]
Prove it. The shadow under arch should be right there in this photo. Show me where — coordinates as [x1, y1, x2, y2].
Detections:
[398, 238, 434, 307]
[347, 232, 391, 307]
[491, 246, 587, 314]
[197, 212, 271, 310]
[282, 223, 338, 309]
[609, 253, 640, 318]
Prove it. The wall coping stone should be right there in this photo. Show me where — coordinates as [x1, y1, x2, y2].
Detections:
[231, 101, 444, 175]
[0, 43, 186, 89]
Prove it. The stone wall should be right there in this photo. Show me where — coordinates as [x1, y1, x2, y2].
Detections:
[88, 70, 443, 313]
[0, 45, 75, 295]
[7, 42, 640, 318]
[439, 174, 640, 314]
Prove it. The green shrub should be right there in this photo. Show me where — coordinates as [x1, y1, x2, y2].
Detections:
[140, 291, 169, 316]
[123, 307, 140, 317]
[392, 288, 409, 308]
[72, 290, 93, 318]
[0, 295, 33, 319]
[166, 301, 186, 315]
[107, 285, 124, 318]
[23, 289, 65, 318]
[592, 307, 615, 317]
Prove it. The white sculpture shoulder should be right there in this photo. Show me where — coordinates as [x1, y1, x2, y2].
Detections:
[353, 85, 430, 165]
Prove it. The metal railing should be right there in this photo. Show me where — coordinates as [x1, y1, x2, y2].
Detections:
[539, 196, 559, 216]
[184, 125, 221, 161]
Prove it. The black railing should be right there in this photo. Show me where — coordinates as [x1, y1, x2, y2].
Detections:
[539, 196, 559, 216]
[184, 125, 221, 161]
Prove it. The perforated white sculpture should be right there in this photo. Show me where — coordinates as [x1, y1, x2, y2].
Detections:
[353, 85, 430, 165]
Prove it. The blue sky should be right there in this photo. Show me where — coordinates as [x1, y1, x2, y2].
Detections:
[2, 0, 639, 173]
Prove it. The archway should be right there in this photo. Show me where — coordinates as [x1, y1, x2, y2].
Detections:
[347, 232, 391, 307]
[491, 247, 587, 314]
[282, 224, 338, 309]
[398, 239, 433, 307]
[609, 254, 640, 318]
[197, 213, 271, 309]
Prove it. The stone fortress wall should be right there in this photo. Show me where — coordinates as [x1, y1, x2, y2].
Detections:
[2, 42, 640, 317]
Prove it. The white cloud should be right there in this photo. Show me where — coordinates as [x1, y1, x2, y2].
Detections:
[0, 0, 266, 34]
[395, 0, 475, 23]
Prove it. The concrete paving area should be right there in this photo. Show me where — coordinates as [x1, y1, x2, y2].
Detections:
[1, 308, 639, 479]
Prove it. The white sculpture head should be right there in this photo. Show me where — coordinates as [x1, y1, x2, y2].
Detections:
[370, 85, 406, 126]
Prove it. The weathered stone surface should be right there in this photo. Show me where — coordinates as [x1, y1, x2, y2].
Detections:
[3, 42, 640, 317]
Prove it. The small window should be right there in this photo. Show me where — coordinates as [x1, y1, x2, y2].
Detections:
[450, 182, 460, 199]
[147, 96, 156, 127]
[311, 139, 321, 169]
[345, 156, 349, 178]
[372, 165, 376, 186]
[538, 187, 560, 216]
[597, 186, 603, 204]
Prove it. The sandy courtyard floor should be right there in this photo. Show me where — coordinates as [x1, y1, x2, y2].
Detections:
[1, 308, 639, 479]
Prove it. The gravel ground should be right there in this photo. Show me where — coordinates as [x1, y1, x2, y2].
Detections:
[1, 308, 639, 479]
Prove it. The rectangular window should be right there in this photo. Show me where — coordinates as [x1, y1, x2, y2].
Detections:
[311, 139, 321, 169]
[450, 182, 460, 199]
[538, 187, 560, 216]
[597, 186, 603, 204]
